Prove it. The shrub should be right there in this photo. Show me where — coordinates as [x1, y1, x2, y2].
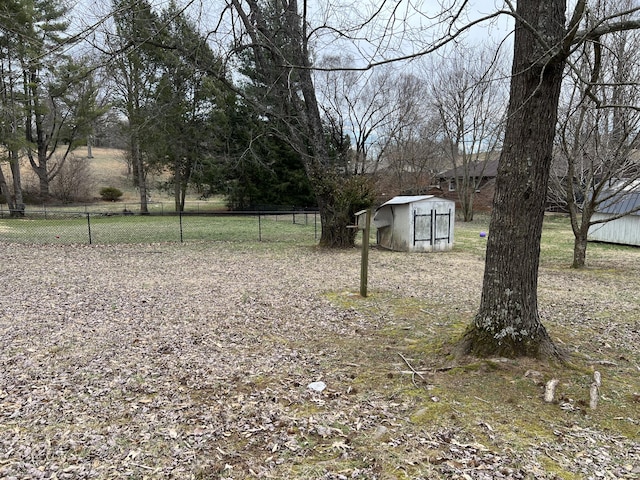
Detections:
[50, 154, 95, 203]
[99, 186, 123, 202]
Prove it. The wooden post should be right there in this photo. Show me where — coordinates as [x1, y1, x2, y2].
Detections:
[544, 378, 559, 403]
[360, 209, 372, 297]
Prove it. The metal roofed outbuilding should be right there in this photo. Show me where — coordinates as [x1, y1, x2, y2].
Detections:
[588, 191, 640, 247]
[373, 195, 455, 252]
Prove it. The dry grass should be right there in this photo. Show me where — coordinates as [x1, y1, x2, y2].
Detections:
[83, 147, 173, 203]
[83, 147, 131, 192]
[0, 236, 638, 479]
[7, 146, 180, 204]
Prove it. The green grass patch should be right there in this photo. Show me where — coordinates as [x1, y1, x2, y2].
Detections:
[0, 213, 319, 245]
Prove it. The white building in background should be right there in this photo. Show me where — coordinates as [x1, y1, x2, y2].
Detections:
[588, 191, 640, 247]
[373, 195, 455, 252]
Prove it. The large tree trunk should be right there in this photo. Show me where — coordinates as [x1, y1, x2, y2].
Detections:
[459, 0, 567, 359]
[309, 166, 374, 248]
[131, 136, 149, 214]
[0, 167, 15, 216]
[34, 153, 50, 199]
[291, 7, 372, 247]
[318, 201, 357, 248]
[25, 69, 51, 200]
[572, 233, 588, 269]
[8, 150, 25, 217]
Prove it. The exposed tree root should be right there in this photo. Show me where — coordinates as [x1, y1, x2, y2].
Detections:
[455, 324, 567, 362]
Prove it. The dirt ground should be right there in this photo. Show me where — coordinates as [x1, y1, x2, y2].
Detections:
[0, 241, 638, 479]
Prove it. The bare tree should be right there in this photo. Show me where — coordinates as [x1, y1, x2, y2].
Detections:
[379, 117, 447, 197]
[49, 154, 95, 203]
[551, 4, 640, 268]
[459, 0, 640, 359]
[21, 23, 102, 200]
[428, 45, 507, 221]
[318, 59, 426, 174]
[317, 56, 430, 196]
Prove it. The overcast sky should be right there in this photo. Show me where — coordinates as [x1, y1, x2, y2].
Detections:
[68, 0, 516, 69]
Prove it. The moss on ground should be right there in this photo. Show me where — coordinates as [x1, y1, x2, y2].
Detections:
[318, 287, 640, 472]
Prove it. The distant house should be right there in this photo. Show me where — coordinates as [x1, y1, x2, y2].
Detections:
[429, 158, 500, 211]
[374, 166, 440, 205]
[373, 195, 455, 252]
[588, 190, 640, 247]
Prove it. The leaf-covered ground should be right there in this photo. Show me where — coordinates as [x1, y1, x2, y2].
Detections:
[1, 241, 638, 479]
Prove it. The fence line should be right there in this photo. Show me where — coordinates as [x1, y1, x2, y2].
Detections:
[0, 209, 319, 245]
[0, 201, 320, 217]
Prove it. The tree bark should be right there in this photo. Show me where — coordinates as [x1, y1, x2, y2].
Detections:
[288, 1, 366, 247]
[572, 233, 588, 269]
[459, 0, 568, 359]
[0, 167, 14, 215]
[8, 150, 25, 217]
[318, 203, 357, 248]
[460, 183, 475, 222]
[133, 139, 149, 214]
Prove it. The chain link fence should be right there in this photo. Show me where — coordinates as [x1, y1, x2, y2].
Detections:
[0, 208, 319, 245]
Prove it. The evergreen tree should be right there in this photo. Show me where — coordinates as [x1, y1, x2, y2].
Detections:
[108, 0, 162, 213]
[0, 0, 27, 214]
[230, 0, 375, 246]
[142, 2, 227, 212]
[0, 0, 99, 201]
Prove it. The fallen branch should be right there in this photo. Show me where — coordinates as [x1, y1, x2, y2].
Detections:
[399, 370, 430, 376]
[129, 463, 156, 471]
[587, 359, 618, 367]
[398, 353, 426, 388]
[544, 378, 559, 403]
[398, 366, 456, 376]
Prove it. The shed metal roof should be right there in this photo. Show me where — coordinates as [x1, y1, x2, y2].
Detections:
[597, 191, 640, 216]
[379, 195, 434, 207]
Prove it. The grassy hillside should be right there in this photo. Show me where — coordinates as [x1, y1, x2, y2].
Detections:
[83, 146, 173, 203]
[3, 146, 225, 211]
[83, 147, 132, 198]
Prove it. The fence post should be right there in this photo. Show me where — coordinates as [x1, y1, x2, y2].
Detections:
[86, 213, 92, 245]
[179, 209, 184, 243]
[360, 209, 372, 297]
[258, 211, 262, 241]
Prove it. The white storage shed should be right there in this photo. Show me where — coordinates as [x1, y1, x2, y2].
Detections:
[588, 191, 640, 247]
[373, 195, 455, 252]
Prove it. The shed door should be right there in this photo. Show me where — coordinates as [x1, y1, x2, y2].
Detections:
[413, 208, 452, 245]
